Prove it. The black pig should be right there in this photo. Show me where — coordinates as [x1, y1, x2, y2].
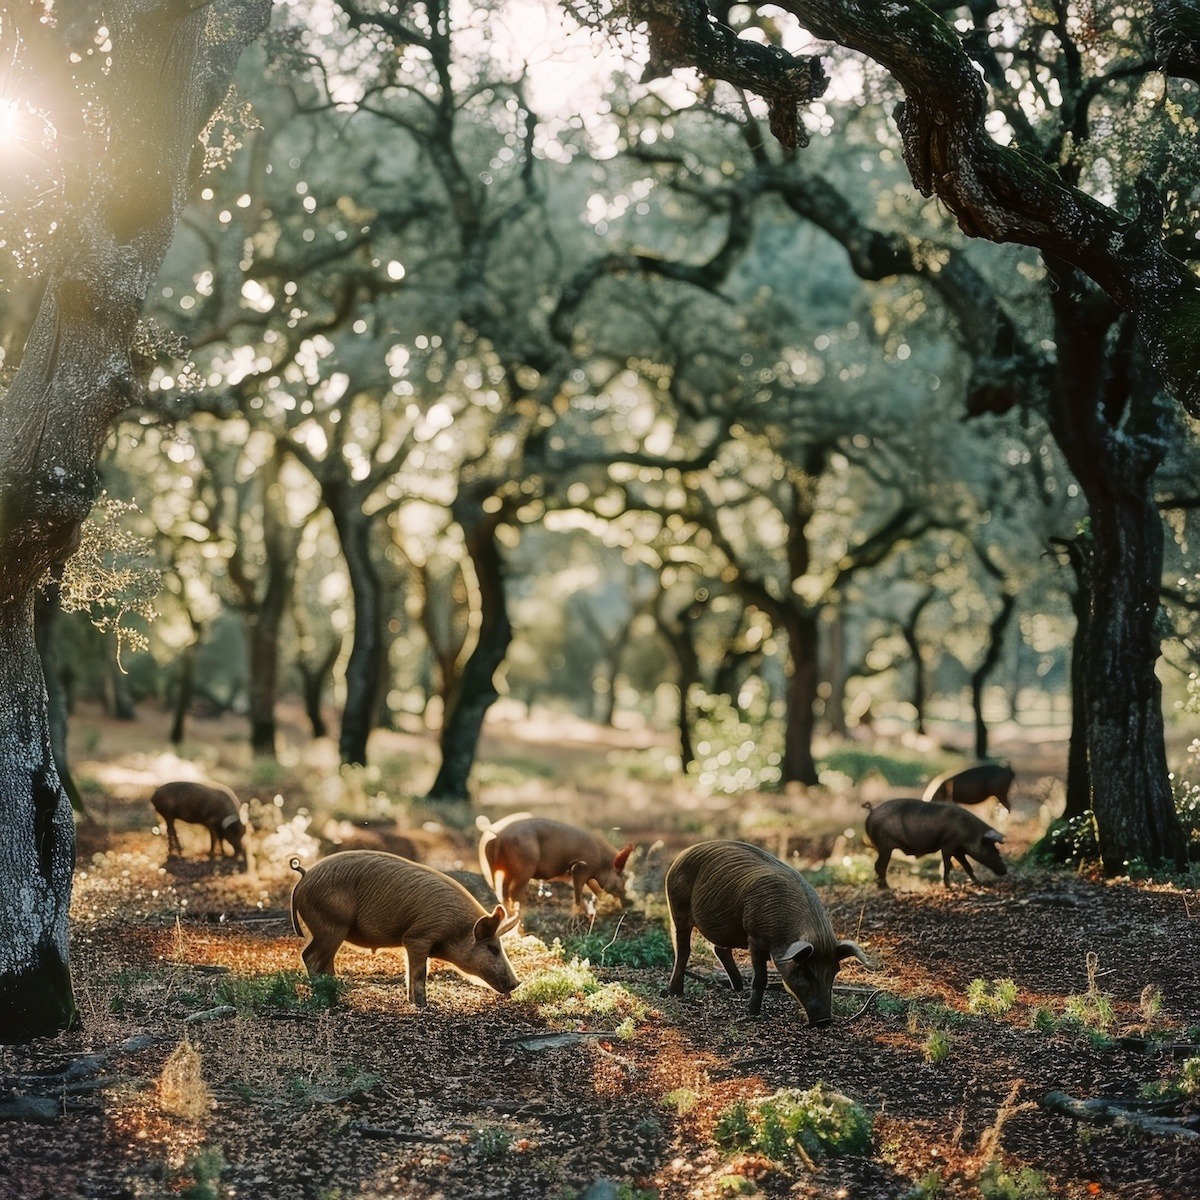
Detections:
[865, 798, 1007, 889]
[922, 763, 1014, 810]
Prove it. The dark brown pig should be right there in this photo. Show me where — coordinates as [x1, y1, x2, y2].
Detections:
[151, 780, 246, 863]
[866, 797, 1007, 889]
[665, 840, 869, 1022]
[922, 763, 1014, 810]
[289, 851, 520, 1008]
[476, 814, 634, 916]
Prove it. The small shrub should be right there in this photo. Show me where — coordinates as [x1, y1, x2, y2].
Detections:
[903, 1171, 944, 1200]
[177, 1147, 226, 1200]
[561, 925, 674, 970]
[1030, 1005, 1057, 1034]
[662, 1088, 698, 1115]
[217, 970, 345, 1014]
[1141, 1056, 1200, 1101]
[713, 1084, 872, 1163]
[977, 1160, 1050, 1200]
[156, 1039, 211, 1121]
[615, 1017, 637, 1041]
[967, 978, 1018, 1016]
[468, 1126, 513, 1163]
[514, 959, 600, 1006]
[923, 1029, 952, 1064]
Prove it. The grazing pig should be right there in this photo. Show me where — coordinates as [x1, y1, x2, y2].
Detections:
[151, 780, 246, 863]
[922, 762, 1014, 811]
[865, 798, 1007, 889]
[289, 851, 520, 1008]
[665, 840, 870, 1022]
[476, 814, 634, 916]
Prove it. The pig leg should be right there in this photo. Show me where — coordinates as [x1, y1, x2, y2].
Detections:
[873, 845, 893, 889]
[163, 818, 181, 857]
[208, 828, 220, 859]
[301, 934, 341, 979]
[747, 938, 770, 1016]
[405, 944, 429, 1009]
[955, 855, 981, 885]
[667, 919, 693, 996]
[713, 946, 743, 991]
[940, 850, 956, 887]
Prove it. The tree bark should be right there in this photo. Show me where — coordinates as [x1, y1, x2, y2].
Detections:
[327, 486, 385, 767]
[34, 581, 87, 819]
[425, 487, 511, 802]
[971, 592, 1017, 760]
[0, 0, 271, 1041]
[780, 609, 820, 785]
[1043, 267, 1185, 870]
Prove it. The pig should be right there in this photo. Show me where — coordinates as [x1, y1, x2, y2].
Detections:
[922, 762, 1014, 811]
[865, 797, 1008, 889]
[151, 780, 246, 863]
[288, 851, 520, 1008]
[476, 814, 634, 917]
[664, 840, 870, 1023]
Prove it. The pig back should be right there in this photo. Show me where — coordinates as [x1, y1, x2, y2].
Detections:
[867, 798, 990, 855]
[521, 818, 609, 876]
[296, 851, 484, 948]
[669, 840, 834, 952]
[152, 780, 238, 822]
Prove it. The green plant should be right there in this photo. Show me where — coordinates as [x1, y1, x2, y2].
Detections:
[560, 925, 674, 969]
[217, 970, 346, 1015]
[468, 1126, 513, 1163]
[818, 746, 944, 788]
[903, 1171, 944, 1200]
[923, 1029, 952, 1064]
[175, 1147, 226, 1200]
[514, 958, 600, 1006]
[717, 1176, 760, 1195]
[967, 978, 1018, 1016]
[977, 1160, 1050, 1200]
[713, 1084, 872, 1163]
[1141, 1056, 1200, 1101]
[615, 1017, 637, 1041]
[614, 1184, 659, 1200]
[662, 1088, 699, 1115]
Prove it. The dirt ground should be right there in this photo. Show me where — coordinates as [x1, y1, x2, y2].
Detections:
[1, 708, 1198, 1200]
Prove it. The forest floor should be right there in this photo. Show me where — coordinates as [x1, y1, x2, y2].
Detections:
[2, 705, 1199, 1200]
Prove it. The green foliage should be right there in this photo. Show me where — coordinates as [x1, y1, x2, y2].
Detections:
[977, 1161, 1050, 1200]
[713, 1084, 872, 1163]
[686, 692, 783, 796]
[176, 1147, 226, 1200]
[1140, 1056, 1200, 1101]
[560, 925, 674, 969]
[217, 971, 346, 1014]
[799, 856, 877, 887]
[966, 978, 1018, 1016]
[818, 746, 944, 788]
[902, 1171, 945, 1200]
[468, 1126, 513, 1163]
[1031, 811, 1100, 867]
[922, 1028, 952, 1064]
[662, 1088, 699, 1115]
[53, 494, 160, 666]
[513, 958, 600, 1006]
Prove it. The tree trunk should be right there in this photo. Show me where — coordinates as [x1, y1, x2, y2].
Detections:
[170, 637, 199, 748]
[0, 0, 270, 1043]
[824, 608, 849, 738]
[243, 445, 296, 759]
[780, 609, 820, 786]
[1061, 539, 1092, 822]
[899, 591, 935, 737]
[426, 489, 511, 802]
[298, 637, 341, 741]
[653, 594, 703, 772]
[1043, 266, 1185, 870]
[0, 599, 76, 1041]
[327, 488, 384, 767]
[970, 592, 1017, 760]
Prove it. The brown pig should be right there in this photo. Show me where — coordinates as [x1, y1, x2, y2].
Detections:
[151, 780, 246, 863]
[922, 763, 1014, 810]
[665, 840, 869, 1023]
[865, 797, 1007, 889]
[476, 814, 634, 916]
[289, 851, 520, 1008]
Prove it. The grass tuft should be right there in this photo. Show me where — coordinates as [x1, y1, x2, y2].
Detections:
[713, 1084, 872, 1164]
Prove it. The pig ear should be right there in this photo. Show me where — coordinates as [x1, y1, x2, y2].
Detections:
[220, 813, 240, 830]
[983, 830, 1005, 844]
[613, 843, 634, 873]
[837, 940, 872, 967]
[497, 909, 520, 937]
[473, 905, 504, 942]
[776, 940, 814, 964]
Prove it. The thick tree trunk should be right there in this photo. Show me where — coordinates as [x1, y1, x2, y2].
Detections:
[1043, 268, 1185, 870]
[426, 491, 511, 802]
[298, 637, 341, 741]
[1061, 541, 1092, 822]
[327, 489, 384, 767]
[824, 608, 849, 738]
[0, 600, 76, 1041]
[170, 637, 199, 748]
[970, 592, 1017, 760]
[0, 0, 270, 1042]
[780, 609, 820, 786]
